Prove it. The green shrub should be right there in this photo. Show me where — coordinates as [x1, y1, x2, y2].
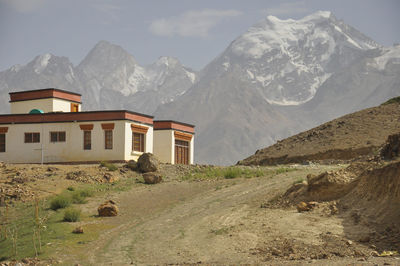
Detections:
[71, 192, 87, 204]
[67, 186, 75, 191]
[223, 167, 241, 179]
[50, 195, 71, 210]
[100, 161, 118, 171]
[76, 188, 94, 198]
[63, 208, 81, 222]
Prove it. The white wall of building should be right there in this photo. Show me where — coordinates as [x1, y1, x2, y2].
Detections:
[10, 98, 81, 114]
[153, 130, 174, 164]
[123, 122, 153, 161]
[0, 120, 130, 163]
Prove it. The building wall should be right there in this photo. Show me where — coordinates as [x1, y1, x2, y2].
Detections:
[10, 98, 81, 114]
[154, 130, 174, 164]
[0, 120, 131, 163]
[123, 122, 153, 161]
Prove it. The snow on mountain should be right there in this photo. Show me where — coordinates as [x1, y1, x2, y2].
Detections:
[156, 11, 399, 165]
[209, 11, 381, 106]
[0, 40, 197, 114]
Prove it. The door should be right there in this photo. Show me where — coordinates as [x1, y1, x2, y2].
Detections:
[175, 139, 189, 164]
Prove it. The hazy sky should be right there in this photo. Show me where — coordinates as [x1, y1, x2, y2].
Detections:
[0, 0, 399, 71]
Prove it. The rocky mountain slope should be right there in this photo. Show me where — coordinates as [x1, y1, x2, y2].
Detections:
[238, 99, 400, 165]
[156, 12, 400, 165]
[0, 41, 196, 114]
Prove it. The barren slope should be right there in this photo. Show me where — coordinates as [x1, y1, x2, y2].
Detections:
[239, 100, 400, 166]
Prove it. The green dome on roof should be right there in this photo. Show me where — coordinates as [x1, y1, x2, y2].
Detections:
[29, 109, 44, 114]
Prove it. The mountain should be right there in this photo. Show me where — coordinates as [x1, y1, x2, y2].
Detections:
[0, 40, 196, 114]
[0, 12, 399, 166]
[238, 98, 400, 165]
[155, 11, 400, 165]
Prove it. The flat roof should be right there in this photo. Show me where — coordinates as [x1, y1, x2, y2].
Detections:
[9, 88, 82, 103]
[0, 110, 154, 125]
[153, 120, 195, 133]
[9, 88, 81, 96]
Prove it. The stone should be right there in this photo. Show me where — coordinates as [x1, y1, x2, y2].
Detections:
[142, 172, 163, 184]
[98, 200, 119, 217]
[296, 202, 311, 212]
[125, 160, 137, 171]
[137, 153, 159, 173]
[72, 226, 84, 234]
[103, 173, 119, 183]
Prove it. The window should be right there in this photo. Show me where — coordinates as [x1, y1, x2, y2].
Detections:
[25, 133, 40, 143]
[50, 131, 66, 142]
[83, 131, 91, 150]
[0, 134, 5, 152]
[132, 132, 144, 152]
[105, 130, 113, 149]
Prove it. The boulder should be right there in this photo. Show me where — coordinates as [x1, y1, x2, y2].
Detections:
[103, 173, 119, 183]
[142, 172, 163, 184]
[380, 133, 400, 160]
[296, 202, 311, 212]
[98, 200, 119, 217]
[72, 226, 84, 234]
[137, 153, 159, 173]
[125, 160, 137, 171]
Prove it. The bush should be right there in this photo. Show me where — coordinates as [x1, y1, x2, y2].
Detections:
[50, 195, 71, 210]
[100, 161, 118, 171]
[71, 192, 87, 204]
[63, 208, 81, 222]
[223, 167, 241, 179]
[75, 188, 94, 198]
[67, 186, 75, 191]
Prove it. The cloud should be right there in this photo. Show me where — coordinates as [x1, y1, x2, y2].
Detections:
[262, 1, 309, 16]
[149, 9, 242, 38]
[0, 0, 47, 13]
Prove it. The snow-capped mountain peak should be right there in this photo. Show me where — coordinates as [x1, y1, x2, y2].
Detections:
[214, 11, 381, 106]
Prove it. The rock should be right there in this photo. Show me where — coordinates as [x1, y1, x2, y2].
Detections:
[103, 173, 119, 183]
[346, 240, 353, 246]
[47, 167, 59, 172]
[137, 153, 159, 173]
[380, 133, 400, 160]
[126, 160, 138, 171]
[359, 236, 371, 243]
[72, 226, 84, 234]
[296, 202, 311, 212]
[98, 200, 119, 217]
[142, 172, 163, 184]
[370, 251, 379, 257]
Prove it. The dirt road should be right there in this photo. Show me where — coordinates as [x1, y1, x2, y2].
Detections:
[50, 164, 399, 265]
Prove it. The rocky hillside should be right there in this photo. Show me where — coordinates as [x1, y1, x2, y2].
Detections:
[238, 99, 400, 165]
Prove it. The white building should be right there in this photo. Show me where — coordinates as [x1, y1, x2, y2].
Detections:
[0, 88, 195, 164]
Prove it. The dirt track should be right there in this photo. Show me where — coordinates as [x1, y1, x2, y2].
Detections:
[47, 164, 399, 265]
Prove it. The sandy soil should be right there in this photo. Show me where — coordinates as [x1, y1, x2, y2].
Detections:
[42, 164, 398, 265]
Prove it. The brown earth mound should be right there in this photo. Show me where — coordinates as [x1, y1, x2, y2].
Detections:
[266, 160, 400, 252]
[238, 101, 400, 166]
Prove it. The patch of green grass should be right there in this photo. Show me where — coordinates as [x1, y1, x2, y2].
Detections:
[71, 192, 87, 204]
[182, 166, 271, 181]
[100, 161, 118, 171]
[381, 96, 400, 106]
[274, 167, 297, 175]
[50, 195, 71, 210]
[63, 208, 81, 222]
